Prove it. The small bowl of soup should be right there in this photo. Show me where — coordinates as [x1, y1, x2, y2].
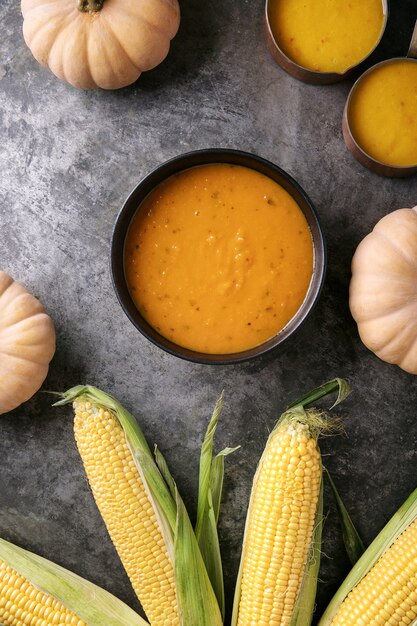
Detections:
[265, 0, 387, 84]
[111, 149, 325, 364]
[343, 57, 417, 177]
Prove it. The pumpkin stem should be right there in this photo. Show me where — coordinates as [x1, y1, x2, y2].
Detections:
[77, 0, 104, 11]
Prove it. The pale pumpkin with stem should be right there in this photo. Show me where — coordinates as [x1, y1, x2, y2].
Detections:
[0, 271, 55, 415]
[350, 206, 417, 374]
[21, 0, 180, 89]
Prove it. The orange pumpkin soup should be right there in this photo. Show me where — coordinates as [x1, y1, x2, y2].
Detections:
[124, 164, 313, 354]
[348, 60, 417, 167]
[268, 0, 384, 74]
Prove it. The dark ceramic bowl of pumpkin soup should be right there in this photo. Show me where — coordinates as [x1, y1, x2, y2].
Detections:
[111, 149, 326, 364]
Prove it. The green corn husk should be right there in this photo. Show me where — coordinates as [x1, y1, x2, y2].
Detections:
[324, 468, 365, 566]
[0, 537, 149, 625]
[232, 378, 350, 626]
[54, 385, 223, 626]
[287, 378, 351, 411]
[153, 392, 239, 620]
[195, 392, 239, 618]
[318, 485, 417, 625]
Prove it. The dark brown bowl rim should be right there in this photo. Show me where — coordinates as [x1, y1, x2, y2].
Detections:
[343, 57, 417, 177]
[264, 0, 388, 84]
[111, 149, 326, 365]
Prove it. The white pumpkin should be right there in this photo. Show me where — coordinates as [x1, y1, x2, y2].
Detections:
[21, 0, 180, 90]
[0, 272, 56, 414]
[349, 206, 417, 374]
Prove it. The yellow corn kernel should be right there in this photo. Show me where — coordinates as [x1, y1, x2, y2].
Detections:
[236, 421, 321, 626]
[330, 518, 417, 625]
[0, 560, 85, 626]
[73, 401, 179, 626]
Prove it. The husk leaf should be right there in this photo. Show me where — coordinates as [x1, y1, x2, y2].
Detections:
[0, 538, 149, 626]
[318, 485, 417, 624]
[211, 448, 239, 523]
[195, 391, 239, 618]
[288, 378, 351, 411]
[196, 392, 224, 538]
[324, 468, 365, 565]
[174, 490, 223, 626]
[154, 444, 177, 499]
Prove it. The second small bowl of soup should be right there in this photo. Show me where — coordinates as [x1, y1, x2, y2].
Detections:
[112, 149, 325, 364]
[343, 57, 417, 176]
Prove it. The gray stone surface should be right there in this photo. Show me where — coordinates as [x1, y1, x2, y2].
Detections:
[1, 0, 417, 623]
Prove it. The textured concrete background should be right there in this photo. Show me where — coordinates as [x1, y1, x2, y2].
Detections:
[1, 0, 417, 623]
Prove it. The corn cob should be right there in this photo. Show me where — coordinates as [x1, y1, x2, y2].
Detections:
[0, 537, 149, 626]
[319, 485, 417, 626]
[0, 559, 85, 626]
[235, 414, 322, 626]
[232, 379, 350, 626]
[73, 399, 179, 626]
[332, 519, 417, 624]
[55, 385, 223, 626]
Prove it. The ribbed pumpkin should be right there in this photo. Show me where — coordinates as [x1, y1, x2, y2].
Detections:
[0, 271, 56, 414]
[349, 206, 417, 374]
[21, 0, 180, 90]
